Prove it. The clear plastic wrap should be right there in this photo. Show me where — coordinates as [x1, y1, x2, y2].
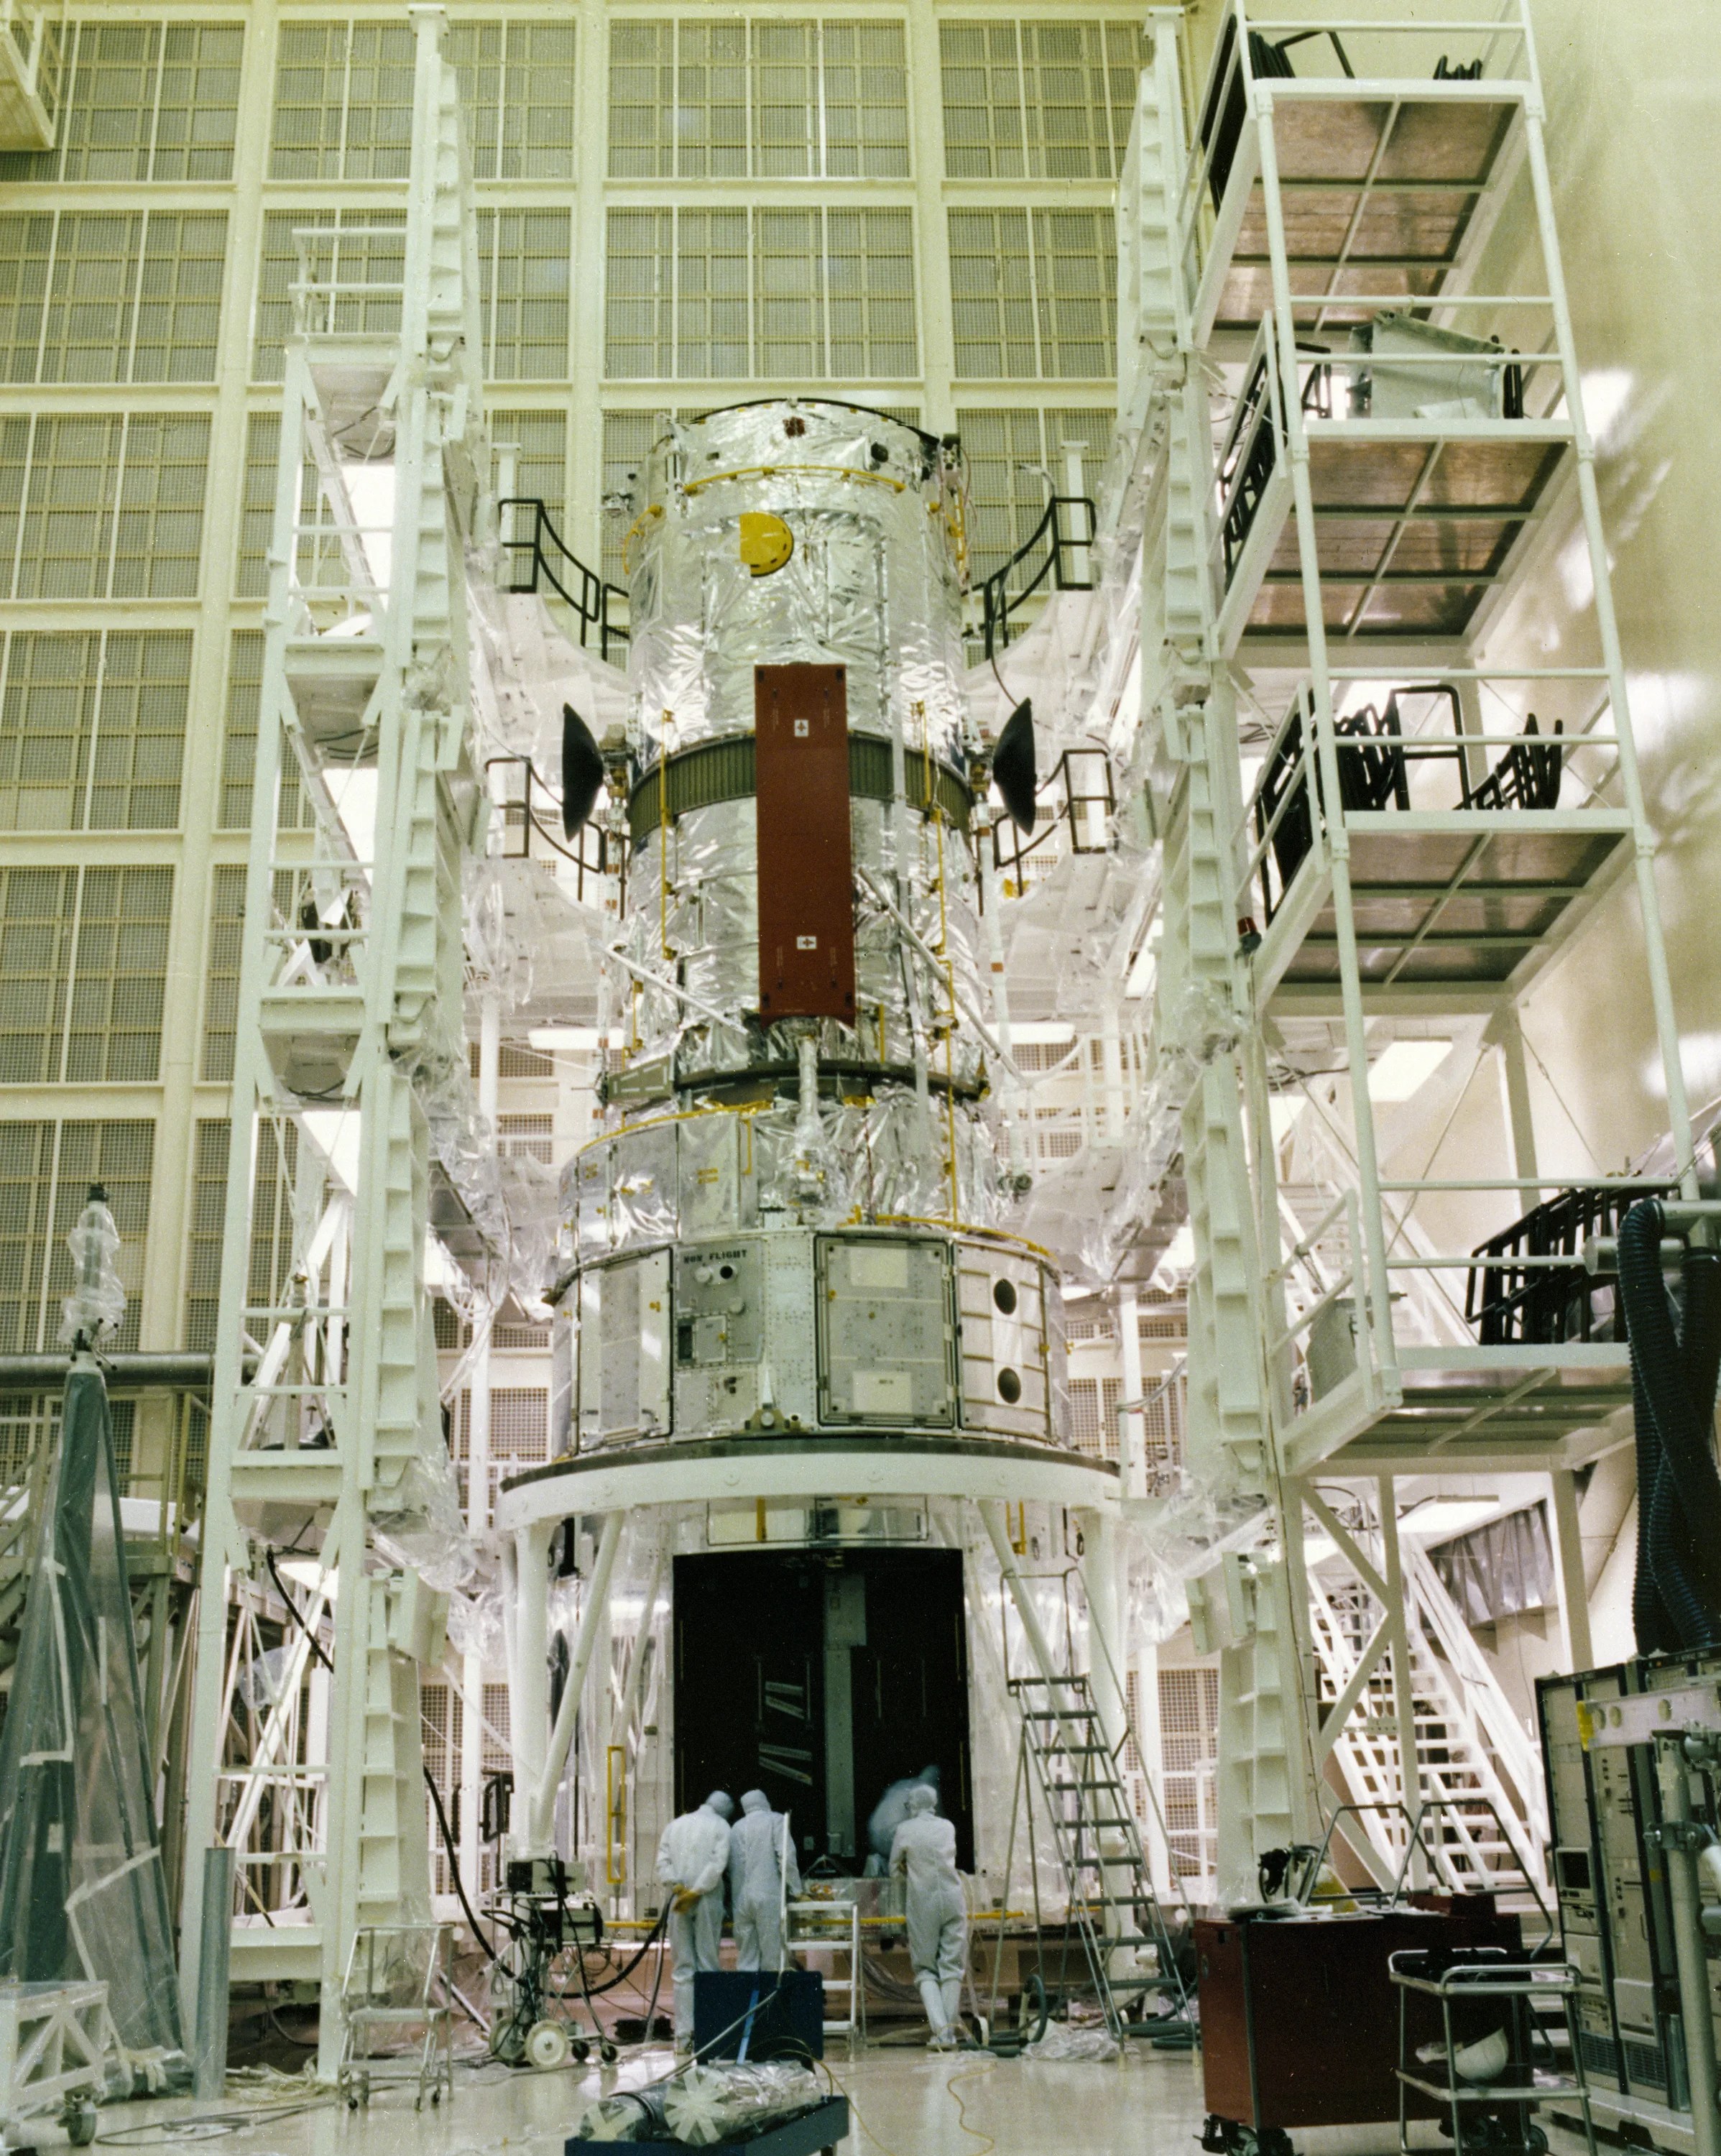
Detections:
[57, 1192, 126, 1349]
[463, 855, 536, 1010]
[660, 2063, 824, 2146]
[0, 1364, 188, 2087]
[369, 1447, 479, 1595]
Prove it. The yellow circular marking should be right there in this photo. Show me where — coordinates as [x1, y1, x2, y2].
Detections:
[738, 510, 795, 578]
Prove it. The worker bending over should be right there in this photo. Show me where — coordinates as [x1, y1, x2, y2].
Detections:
[656, 1789, 734, 2047]
[728, 1788, 801, 1971]
[889, 1782, 968, 2048]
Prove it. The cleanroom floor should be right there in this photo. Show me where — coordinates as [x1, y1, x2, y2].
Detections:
[103, 2038, 1206, 2156]
[92, 2041, 1605, 2156]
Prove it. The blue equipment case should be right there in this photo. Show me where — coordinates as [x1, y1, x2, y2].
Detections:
[693, 1970, 824, 2061]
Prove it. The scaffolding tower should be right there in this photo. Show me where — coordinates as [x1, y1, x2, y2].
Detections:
[175, 9, 492, 2081]
[1109, 0, 1693, 1897]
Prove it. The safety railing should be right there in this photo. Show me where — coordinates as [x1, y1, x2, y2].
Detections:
[263, 864, 369, 992]
[1184, 0, 1533, 275]
[484, 754, 612, 908]
[978, 492, 1097, 660]
[499, 497, 629, 663]
[1215, 310, 1552, 614]
[1465, 1181, 1675, 1347]
[0, 0, 64, 147]
[990, 746, 1114, 898]
[289, 224, 407, 342]
[1238, 670, 1621, 932]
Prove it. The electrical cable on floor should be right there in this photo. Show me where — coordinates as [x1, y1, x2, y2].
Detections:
[943, 2058, 999, 2156]
[810, 2052, 921, 2156]
[96, 2097, 337, 2144]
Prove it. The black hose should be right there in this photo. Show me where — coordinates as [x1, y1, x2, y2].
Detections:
[1630, 1354, 1673, 1651]
[423, 1762, 499, 1962]
[1620, 1202, 1721, 1649]
[264, 1547, 500, 1961]
[571, 1903, 672, 1995]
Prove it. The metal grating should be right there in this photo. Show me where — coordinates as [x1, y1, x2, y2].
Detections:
[956, 407, 1112, 585]
[950, 208, 1117, 380]
[1158, 1663, 1219, 1884]
[497, 1113, 553, 1165]
[448, 20, 577, 183]
[272, 18, 579, 186]
[0, 413, 209, 601]
[269, 18, 415, 182]
[246, 1118, 300, 1319]
[492, 407, 568, 533]
[0, 211, 224, 385]
[0, 865, 172, 1085]
[609, 17, 908, 182]
[476, 208, 571, 382]
[219, 629, 313, 834]
[200, 864, 246, 1085]
[0, 1119, 153, 1355]
[0, 630, 189, 833]
[184, 1117, 229, 1354]
[940, 19, 1143, 181]
[0, 21, 244, 185]
[605, 205, 917, 381]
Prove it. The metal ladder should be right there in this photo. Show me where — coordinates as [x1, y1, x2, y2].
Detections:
[1010, 1672, 1191, 2040]
[782, 1895, 864, 2053]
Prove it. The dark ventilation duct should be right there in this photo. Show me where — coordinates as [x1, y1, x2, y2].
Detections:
[560, 703, 605, 837]
[1621, 1199, 1721, 1651]
[993, 699, 1037, 834]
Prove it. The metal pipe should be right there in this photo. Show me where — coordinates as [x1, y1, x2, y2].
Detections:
[979, 1501, 1058, 1683]
[529, 1510, 624, 1851]
[857, 867, 1026, 1085]
[193, 1846, 234, 2101]
[0, 1353, 218, 1388]
[1658, 1743, 1721, 2156]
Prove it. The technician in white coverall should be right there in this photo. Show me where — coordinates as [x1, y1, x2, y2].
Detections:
[888, 1782, 969, 2047]
[657, 1790, 734, 2045]
[727, 1788, 802, 1971]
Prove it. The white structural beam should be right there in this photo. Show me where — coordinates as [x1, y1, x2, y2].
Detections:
[176, 8, 491, 2075]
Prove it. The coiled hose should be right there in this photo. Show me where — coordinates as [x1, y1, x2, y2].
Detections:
[1620, 1199, 1721, 1651]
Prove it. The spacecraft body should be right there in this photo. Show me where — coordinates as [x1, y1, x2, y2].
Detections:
[558, 401, 1073, 1458]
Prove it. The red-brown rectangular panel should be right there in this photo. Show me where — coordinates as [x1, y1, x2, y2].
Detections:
[755, 663, 856, 1023]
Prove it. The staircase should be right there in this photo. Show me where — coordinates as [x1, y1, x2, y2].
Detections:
[1010, 1672, 1191, 2039]
[1307, 1550, 1549, 1916]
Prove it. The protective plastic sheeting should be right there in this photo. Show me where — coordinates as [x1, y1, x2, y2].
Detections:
[0, 1362, 188, 2088]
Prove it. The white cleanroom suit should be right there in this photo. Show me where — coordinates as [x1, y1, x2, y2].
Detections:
[657, 1791, 734, 2043]
[889, 1783, 968, 2047]
[727, 1788, 802, 1971]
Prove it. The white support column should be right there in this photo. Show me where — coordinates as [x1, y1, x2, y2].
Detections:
[1546, 1469, 1595, 1674]
[1080, 1508, 1128, 1760]
[1132, 1635, 1172, 1897]
[1116, 1286, 1146, 1498]
[1375, 1478, 1425, 1886]
[1491, 1003, 1542, 1205]
[512, 1518, 553, 1848]
[529, 1510, 625, 1853]
[459, 987, 501, 1902]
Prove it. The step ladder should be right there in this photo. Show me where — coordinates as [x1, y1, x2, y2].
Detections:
[1010, 1673, 1191, 2040]
[782, 1895, 864, 2053]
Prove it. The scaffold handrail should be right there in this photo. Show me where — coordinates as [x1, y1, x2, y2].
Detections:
[498, 496, 629, 662]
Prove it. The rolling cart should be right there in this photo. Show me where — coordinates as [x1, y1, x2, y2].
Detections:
[1390, 1951, 1598, 2156]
